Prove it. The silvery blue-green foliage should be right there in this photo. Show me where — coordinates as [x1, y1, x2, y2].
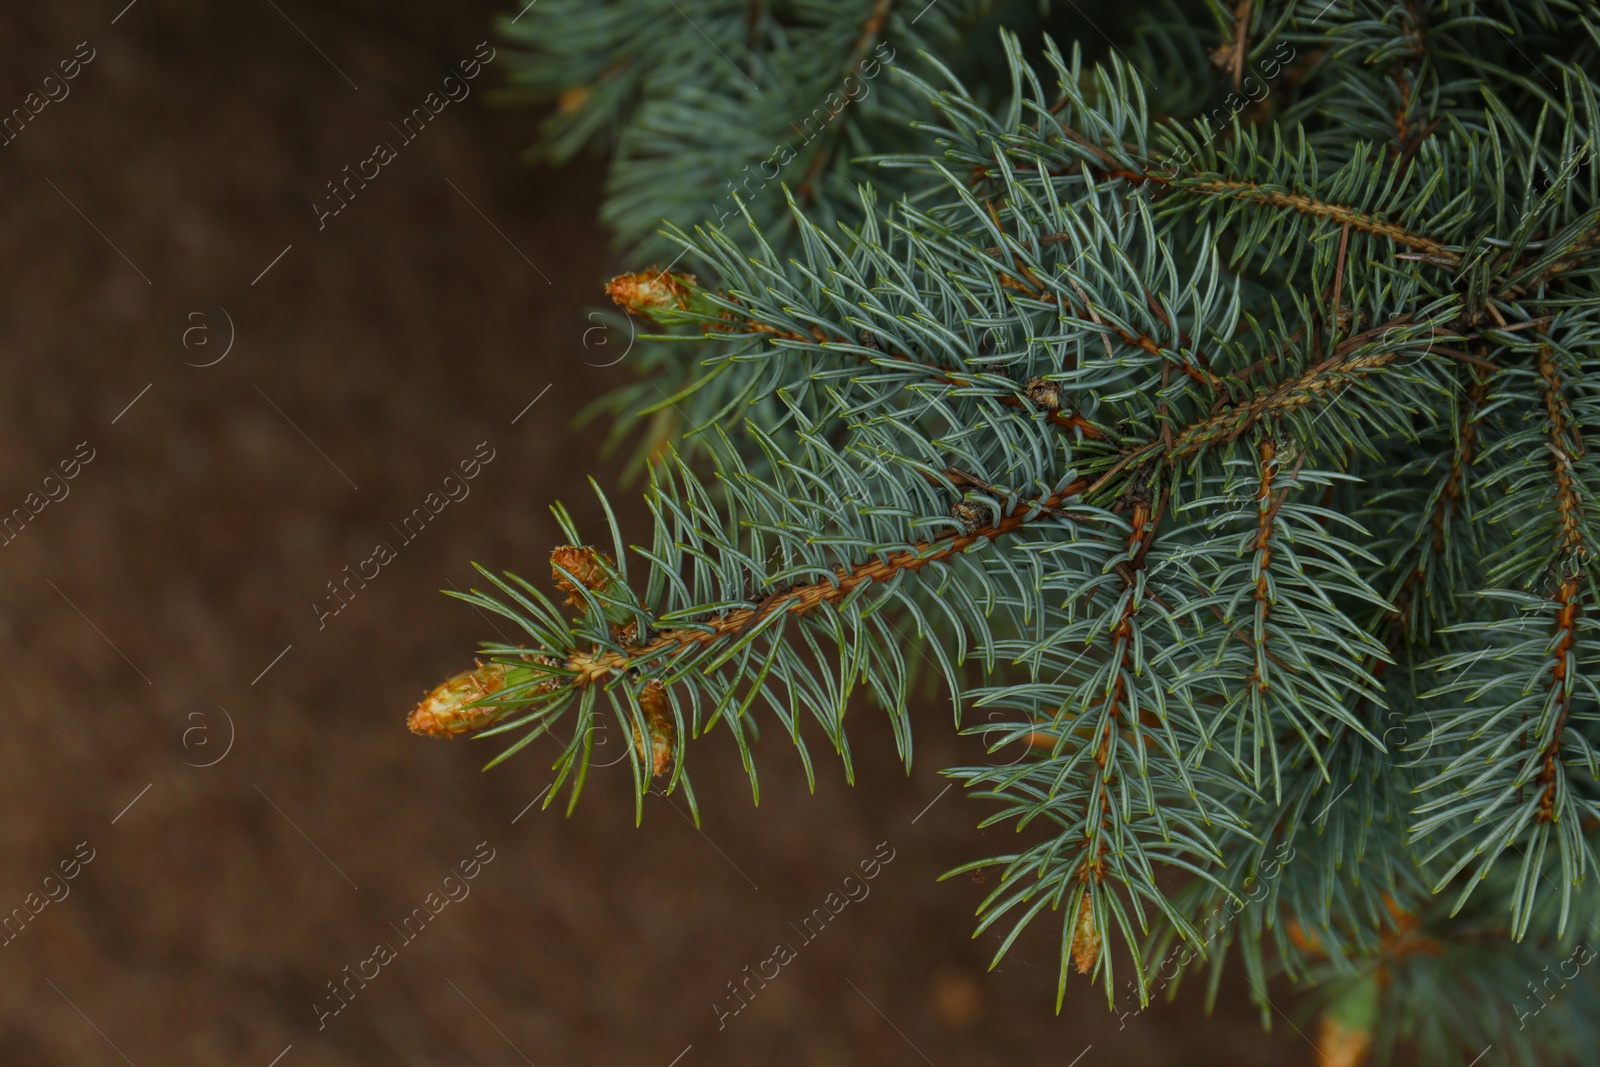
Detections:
[440, 2, 1600, 1063]
[496, 0, 1043, 252]
[497, 0, 1055, 471]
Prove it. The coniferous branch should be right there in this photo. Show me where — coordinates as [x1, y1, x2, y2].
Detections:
[418, 3, 1600, 1061]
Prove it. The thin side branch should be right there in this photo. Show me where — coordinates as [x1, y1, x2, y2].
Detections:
[1167, 342, 1401, 458]
[1535, 344, 1585, 822]
[566, 471, 1094, 685]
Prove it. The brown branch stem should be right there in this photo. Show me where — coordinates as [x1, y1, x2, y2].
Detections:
[1535, 344, 1585, 821]
[567, 471, 1095, 685]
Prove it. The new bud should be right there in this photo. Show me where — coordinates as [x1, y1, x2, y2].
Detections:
[551, 544, 636, 628]
[1316, 973, 1378, 1067]
[633, 681, 676, 777]
[606, 269, 702, 325]
[551, 545, 614, 606]
[1024, 376, 1062, 412]
[1071, 893, 1101, 975]
[409, 662, 512, 738]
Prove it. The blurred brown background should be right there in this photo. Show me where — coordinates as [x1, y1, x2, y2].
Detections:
[0, 2, 1307, 1064]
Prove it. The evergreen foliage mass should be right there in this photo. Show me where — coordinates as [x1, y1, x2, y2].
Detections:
[412, 2, 1600, 1062]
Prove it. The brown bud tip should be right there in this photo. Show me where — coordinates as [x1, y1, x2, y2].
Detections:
[556, 85, 591, 114]
[951, 499, 990, 532]
[1379, 892, 1415, 930]
[606, 269, 696, 323]
[1287, 919, 1324, 955]
[1024, 377, 1061, 412]
[550, 545, 615, 607]
[1315, 1014, 1373, 1067]
[631, 681, 676, 777]
[409, 662, 510, 738]
[1070, 893, 1101, 975]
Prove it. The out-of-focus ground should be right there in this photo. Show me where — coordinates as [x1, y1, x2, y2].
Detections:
[0, 2, 1313, 1064]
